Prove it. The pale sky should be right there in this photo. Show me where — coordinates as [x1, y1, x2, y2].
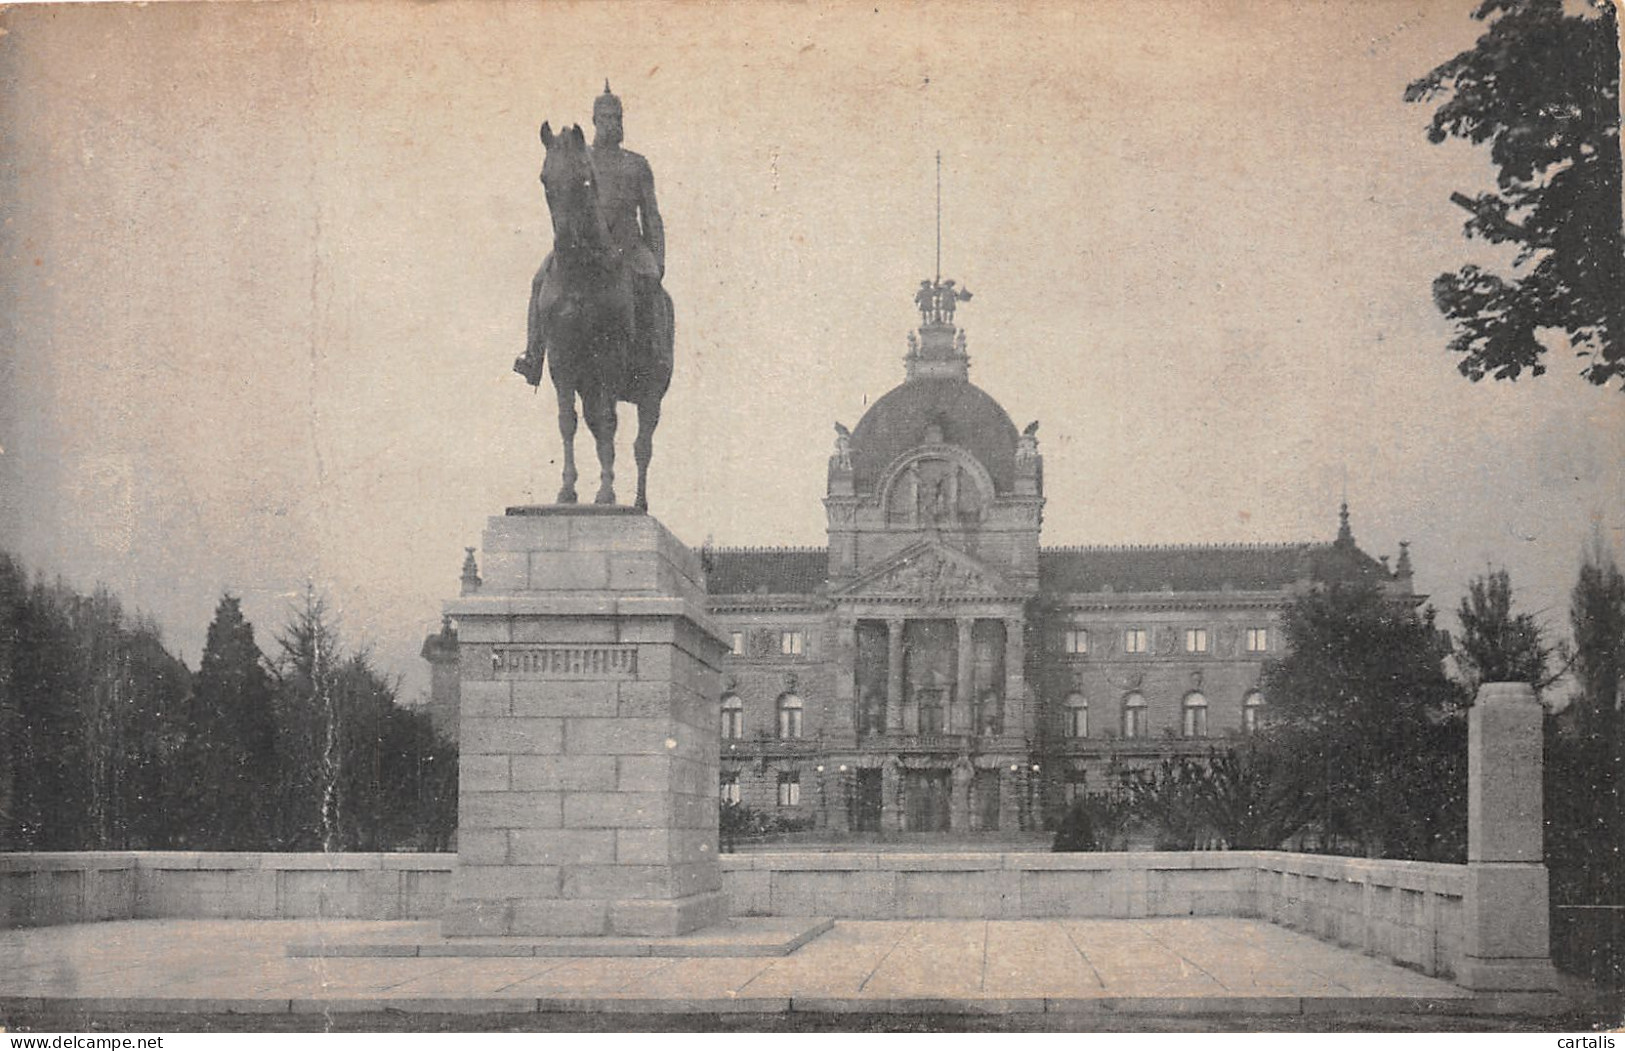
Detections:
[2, 0, 1621, 702]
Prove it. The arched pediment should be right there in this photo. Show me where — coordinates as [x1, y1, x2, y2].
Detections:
[877, 445, 996, 529]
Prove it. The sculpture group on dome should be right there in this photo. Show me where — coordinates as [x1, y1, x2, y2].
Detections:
[914, 278, 973, 326]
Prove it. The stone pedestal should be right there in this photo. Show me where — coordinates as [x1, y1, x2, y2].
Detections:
[442, 507, 728, 939]
[1458, 682, 1559, 992]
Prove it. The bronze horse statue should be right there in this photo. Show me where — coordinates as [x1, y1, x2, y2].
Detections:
[526, 122, 673, 511]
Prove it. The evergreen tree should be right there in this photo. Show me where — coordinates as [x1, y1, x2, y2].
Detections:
[1260, 584, 1468, 860]
[270, 588, 342, 850]
[1546, 534, 1624, 981]
[1455, 566, 1553, 692]
[181, 594, 277, 849]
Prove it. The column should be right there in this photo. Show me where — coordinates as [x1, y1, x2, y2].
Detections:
[997, 763, 1018, 832]
[828, 764, 851, 833]
[881, 758, 903, 833]
[955, 618, 975, 735]
[949, 757, 974, 832]
[1458, 682, 1559, 993]
[831, 617, 859, 745]
[886, 617, 905, 734]
[1005, 616, 1027, 739]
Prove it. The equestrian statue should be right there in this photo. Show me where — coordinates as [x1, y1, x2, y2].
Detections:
[515, 83, 673, 511]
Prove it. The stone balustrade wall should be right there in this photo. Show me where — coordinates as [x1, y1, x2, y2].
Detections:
[0, 852, 454, 927]
[1252, 852, 1466, 978]
[1, 849, 1465, 979]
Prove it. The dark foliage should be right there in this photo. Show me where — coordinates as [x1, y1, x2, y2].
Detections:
[1260, 583, 1468, 861]
[177, 595, 278, 849]
[1455, 567, 1554, 691]
[718, 801, 814, 851]
[0, 555, 191, 850]
[1545, 538, 1625, 984]
[1405, 0, 1622, 388]
[1051, 799, 1098, 852]
[0, 553, 455, 852]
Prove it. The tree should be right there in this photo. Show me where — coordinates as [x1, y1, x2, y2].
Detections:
[270, 588, 343, 850]
[1455, 566, 1553, 691]
[1569, 532, 1625, 729]
[268, 588, 457, 851]
[1260, 583, 1468, 860]
[180, 595, 278, 849]
[1405, 0, 1622, 388]
[0, 558, 191, 850]
[1546, 533, 1624, 981]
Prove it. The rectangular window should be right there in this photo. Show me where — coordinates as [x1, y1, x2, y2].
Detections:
[780, 630, 804, 656]
[1124, 629, 1148, 654]
[1064, 628, 1088, 655]
[720, 773, 741, 805]
[777, 772, 800, 806]
[730, 631, 744, 656]
[1245, 628, 1269, 653]
[1064, 778, 1088, 805]
[1185, 628, 1208, 653]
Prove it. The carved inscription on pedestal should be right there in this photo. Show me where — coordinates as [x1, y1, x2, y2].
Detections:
[490, 644, 640, 679]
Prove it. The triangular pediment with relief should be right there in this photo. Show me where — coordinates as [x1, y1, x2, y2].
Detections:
[834, 540, 1012, 602]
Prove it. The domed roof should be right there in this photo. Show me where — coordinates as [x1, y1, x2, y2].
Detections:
[848, 377, 1020, 495]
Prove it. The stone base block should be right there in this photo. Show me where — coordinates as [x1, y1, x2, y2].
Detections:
[610, 890, 726, 937]
[441, 900, 512, 937]
[1454, 955, 1561, 993]
[443, 890, 726, 938]
[289, 916, 834, 959]
[1461, 863, 1549, 959]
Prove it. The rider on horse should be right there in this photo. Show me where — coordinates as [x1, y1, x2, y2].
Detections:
[517, 82, 667, 386]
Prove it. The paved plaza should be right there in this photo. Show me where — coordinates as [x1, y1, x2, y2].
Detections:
[0, 915, 1491, 1020]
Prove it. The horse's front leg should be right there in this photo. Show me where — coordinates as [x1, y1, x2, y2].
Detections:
[555, 384, 579, 504]
[583, 390, 618, 505]
[632, 398, 661, 513]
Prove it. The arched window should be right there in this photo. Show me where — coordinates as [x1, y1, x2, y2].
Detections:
[1064, 692, 1088, 738]
[1243, 691, 1266, 735]
[1182, 692, 1208, 738]
[721, 694, 744, 740]
[1122, 692, 1147, 739]
[777, 693, 803, 739]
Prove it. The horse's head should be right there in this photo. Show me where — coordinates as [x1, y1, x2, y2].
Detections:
[539, 122, 607, 254]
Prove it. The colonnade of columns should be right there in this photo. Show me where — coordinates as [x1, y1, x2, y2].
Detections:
[853, 614, 1025, 739]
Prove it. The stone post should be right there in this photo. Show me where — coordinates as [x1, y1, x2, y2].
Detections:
[442, 508, 728, 939]
[1458, 682, 1559, 992]
[886, 618, 905, 734]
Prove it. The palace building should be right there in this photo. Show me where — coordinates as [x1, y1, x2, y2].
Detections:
[426, 281, 1417, 837]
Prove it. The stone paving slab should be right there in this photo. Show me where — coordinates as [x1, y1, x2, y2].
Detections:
[0, 915, 1567, 1020]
